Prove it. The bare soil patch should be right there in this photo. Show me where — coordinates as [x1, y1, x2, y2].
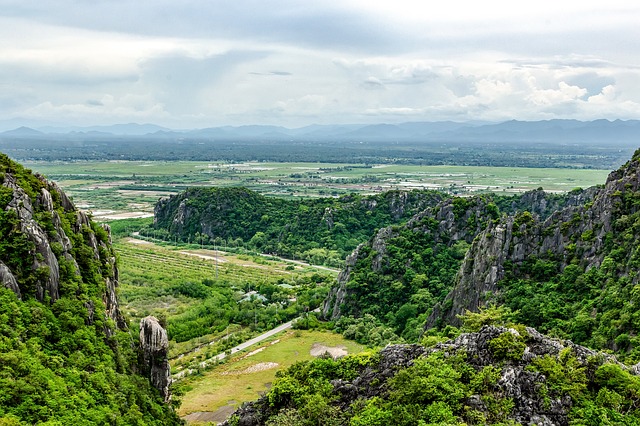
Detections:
[124, 237, 153, 245]
[179, 251, 228, 263]
[222, 362, 280, 376]
[310, 343, 348, 359]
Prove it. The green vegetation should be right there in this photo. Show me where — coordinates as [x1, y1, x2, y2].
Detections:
[177, 330, 365, 421]
[488, 155, 640, 363]
[3, 149, 635, 425]
[114, 237, 332, 338]
[106, 225, 336, 380]
[328, 195, 509, 345]
[151, 187, 445, 267]
[0, 153, 180, 425]
[500, 243, 640, 363]
[233, 323, 640, 425]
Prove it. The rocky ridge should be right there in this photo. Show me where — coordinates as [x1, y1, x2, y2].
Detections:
[0, 154, 175, 413]
[322, 196, 501, 320]
[429, 152, 640, 327]
[152, 186, 445, 263]
[225, 325, 639, 425]
[0, 164, 126, 329]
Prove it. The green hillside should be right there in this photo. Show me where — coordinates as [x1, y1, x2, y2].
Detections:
[0, 153, 181, 425]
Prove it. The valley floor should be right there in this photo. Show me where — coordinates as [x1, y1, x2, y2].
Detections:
[177, 329, 366, 424]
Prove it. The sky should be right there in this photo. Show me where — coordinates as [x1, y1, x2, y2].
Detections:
[1, 0, 640, 129]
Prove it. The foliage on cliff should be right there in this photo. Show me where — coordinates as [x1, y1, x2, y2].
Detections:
[0, 153, 181, 425]
[151, 187, 445, 267]
[322, 194, 543, 343]
[425, 149, 640, 363]
[225, 325, 640, 425]
[322, 149, 640, 363]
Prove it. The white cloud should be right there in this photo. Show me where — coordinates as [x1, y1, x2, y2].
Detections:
[21, 95, 169, 124]
[1, 2, 640, 127]
[527, 82, 588, 106]
[587, 85, 618, 104]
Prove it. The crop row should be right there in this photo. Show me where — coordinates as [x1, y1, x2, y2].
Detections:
[115, 244, 294, 286]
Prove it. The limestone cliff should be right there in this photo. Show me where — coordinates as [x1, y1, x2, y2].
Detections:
[322, 196, 501, 321]
[0, 158, 125, 330]
[152, 186, 445, 263]
[429, 151, 640, 328]
[0, 260, 20, 297]
[140, 316, 172, 402]
[0, 153, 181, 424]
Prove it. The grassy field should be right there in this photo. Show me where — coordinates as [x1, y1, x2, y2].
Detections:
[115, 236, 334, 324]
[23, 160, 611, 218]
[177, 329, 367, 424]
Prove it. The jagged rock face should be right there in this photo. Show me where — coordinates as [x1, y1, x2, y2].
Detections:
[322, 243, 364, 320]
[1, 165, 125, 330]
[322, 196, 497, 321]
[4, 174, 61, 301]
[102, 225, 127, 329]
[0, 260, 21, 298]
[431, 326, 626, 426]
[225, 326, 637, 426]
[428, 156, 640, 328]
[139, 316, 171, 402]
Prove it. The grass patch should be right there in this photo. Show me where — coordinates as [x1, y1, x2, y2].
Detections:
[177, 329, 365, 419]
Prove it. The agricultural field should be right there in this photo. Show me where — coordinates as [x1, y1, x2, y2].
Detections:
[114, 233, 334, 326]
[23, 160, 611, 220]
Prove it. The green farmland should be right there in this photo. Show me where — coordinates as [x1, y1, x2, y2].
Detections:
[23, 160, 611, 220]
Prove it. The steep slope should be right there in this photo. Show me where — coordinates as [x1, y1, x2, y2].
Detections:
[428, 149, 640, 358]
[320, 148, 640, 359]
[0, 153, 180, 425]
[321, 196, 501, 339]
[321, 190, 581, 342]
[224, 325, 640, 425]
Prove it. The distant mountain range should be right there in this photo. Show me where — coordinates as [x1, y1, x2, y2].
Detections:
[1, 119, 639, 145]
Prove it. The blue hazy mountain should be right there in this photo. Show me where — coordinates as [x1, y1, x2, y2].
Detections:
[1, 119, 638, 146]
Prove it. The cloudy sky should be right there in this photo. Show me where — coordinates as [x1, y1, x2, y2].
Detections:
[1, 0, 639, 129]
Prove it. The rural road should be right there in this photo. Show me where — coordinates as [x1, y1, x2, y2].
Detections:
[173, 316, 309, 380]
[226, 320, 293, 358]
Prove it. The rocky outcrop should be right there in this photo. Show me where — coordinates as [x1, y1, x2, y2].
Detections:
[140, 316, 171, 402]
[225, 326, 637, 426]
[102, 223, 126, 330]
[0, 154, 182, 424]
[1, 164, 125, 330]
[3, 173, 60, 302]
[154, 187, 445, 260]
[0, 260, 21, 299]
[322, 196, 498, 321]
[429, 326, 627, 426]
[429, 154, 640, 328]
